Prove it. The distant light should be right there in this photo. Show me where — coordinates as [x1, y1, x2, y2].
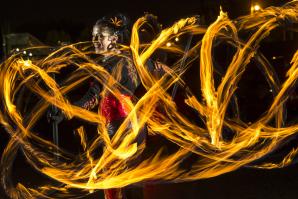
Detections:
[166, 42, 172, 47]
[175, 37, 179, 42]
[254, 5, 261, 11]
[272, 56, 276, 60]
[251, 4, 261, 13]
[16, 48, 19, 52]
[269, 89, 273, 93]
[23, 51, 27, 55]
[29, 53, 33, 57]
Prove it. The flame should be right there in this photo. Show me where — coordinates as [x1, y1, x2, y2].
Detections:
[0, 1, 298, 198]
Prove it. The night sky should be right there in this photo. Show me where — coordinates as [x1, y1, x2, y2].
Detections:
[0, 0, 291, 45]
[0, 0, 276, 43]
[1, 0, 291, 42]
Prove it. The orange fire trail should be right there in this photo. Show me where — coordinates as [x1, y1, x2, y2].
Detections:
[0, 1, 298, 198]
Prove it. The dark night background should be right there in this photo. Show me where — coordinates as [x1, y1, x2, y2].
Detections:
[0, 0, 291, 47]
[1, 0, 298, 198]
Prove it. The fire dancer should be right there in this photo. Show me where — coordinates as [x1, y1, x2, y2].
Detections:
[48, 13, 167, 199]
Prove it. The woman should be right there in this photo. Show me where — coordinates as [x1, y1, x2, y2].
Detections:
[73, 13, 166, 199]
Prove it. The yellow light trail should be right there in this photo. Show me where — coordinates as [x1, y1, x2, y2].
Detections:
[0, 1, 297, 198]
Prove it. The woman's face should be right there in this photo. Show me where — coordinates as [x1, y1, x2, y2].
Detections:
[92, 25, 118, 54]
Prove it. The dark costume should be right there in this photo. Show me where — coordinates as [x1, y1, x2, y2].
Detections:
[75, 53, 158, 135]
[47, 13, 165, 199]
[73, 53, 162, 199]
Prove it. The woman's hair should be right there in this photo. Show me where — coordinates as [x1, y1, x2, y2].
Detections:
[94, 13, 130, 44]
